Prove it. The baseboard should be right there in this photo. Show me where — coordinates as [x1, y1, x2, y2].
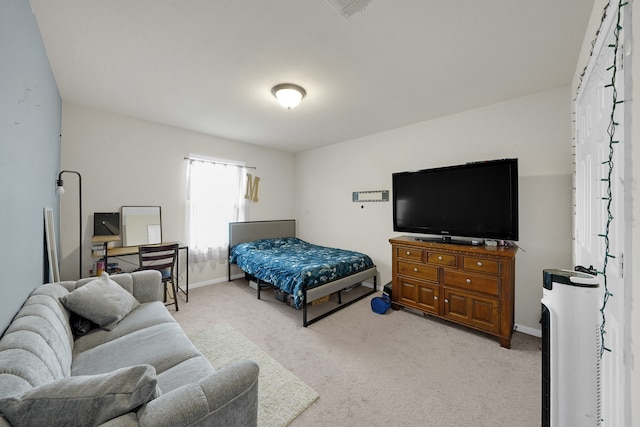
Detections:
[188, 273, 245, 290]
[514, 323, 541, 338]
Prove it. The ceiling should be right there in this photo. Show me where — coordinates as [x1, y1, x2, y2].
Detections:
[30, 0, 595, 153]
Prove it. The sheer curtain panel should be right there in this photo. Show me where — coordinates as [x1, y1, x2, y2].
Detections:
[186, 159, 247, 263]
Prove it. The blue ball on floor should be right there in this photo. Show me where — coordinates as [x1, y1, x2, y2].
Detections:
[371, 294, 391, 314]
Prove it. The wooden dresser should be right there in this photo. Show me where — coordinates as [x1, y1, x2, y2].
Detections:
[390, 236, 518, 348]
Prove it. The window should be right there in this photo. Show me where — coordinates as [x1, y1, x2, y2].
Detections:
[186, 158, 247, 263]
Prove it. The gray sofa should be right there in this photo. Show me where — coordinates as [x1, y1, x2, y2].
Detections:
[0, 271, 259, 426]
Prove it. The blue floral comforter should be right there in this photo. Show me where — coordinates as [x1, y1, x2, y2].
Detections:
[229, 237, 374, 309]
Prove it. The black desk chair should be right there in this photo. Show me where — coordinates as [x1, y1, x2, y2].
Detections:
[139, 243, 180, 311]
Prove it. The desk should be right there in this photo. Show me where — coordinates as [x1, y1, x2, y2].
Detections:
[92, 238, 189, 302]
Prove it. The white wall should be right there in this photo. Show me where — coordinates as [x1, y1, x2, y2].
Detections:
[60, 102, 296, 285]
[295, 87, 573, 333]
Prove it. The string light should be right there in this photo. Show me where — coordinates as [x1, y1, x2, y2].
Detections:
[575, 0, 627, 359]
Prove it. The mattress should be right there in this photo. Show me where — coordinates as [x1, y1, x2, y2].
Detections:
[229, 237, 374, 308]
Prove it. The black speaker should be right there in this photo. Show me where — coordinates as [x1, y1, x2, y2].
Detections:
[383, 282, 392, 299]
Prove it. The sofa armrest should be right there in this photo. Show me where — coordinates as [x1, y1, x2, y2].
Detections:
[137, 360, 259, 427]
[130, 270, 163, 303]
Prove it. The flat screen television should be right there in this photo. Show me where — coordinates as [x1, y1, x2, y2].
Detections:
[392, 158, 518, 243]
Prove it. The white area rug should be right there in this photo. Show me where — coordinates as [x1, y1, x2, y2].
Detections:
[189, 322, 319, 427]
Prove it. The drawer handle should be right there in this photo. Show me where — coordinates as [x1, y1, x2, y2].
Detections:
[477, 261, 483, 267]
[438, 256, 443, 261]
[414, 267, 419, 272]
[444, 298, 449, 303]
[434, 296, 438, 300]
[406, 251, 411, 255]
[466, 278, 472, 284]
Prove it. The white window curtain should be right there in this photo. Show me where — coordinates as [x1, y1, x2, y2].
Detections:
[186, 159, 247, 263]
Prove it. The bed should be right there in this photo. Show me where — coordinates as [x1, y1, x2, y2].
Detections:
[228, 220, 378, 326]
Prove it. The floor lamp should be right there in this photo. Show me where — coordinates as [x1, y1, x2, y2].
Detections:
[56, 170, 82, 279]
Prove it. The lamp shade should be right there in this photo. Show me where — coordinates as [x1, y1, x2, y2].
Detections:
[271, 83, 306, 109]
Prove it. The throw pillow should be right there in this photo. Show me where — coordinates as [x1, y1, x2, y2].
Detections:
[0, 364, 159, 427]
[60, 273, 140, 331]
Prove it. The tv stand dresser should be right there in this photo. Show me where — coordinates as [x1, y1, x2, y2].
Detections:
[389, 236, 518, 348]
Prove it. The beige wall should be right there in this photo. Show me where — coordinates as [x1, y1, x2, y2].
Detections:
[60, 102, 296, 285]
[295, 87, 574, 334]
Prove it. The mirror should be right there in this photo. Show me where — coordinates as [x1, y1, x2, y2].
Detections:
[44, 207, 60, 282]
[121, 206, 162, 247]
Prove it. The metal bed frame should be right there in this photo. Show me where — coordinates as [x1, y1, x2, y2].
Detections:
[228, 220, 378, 326]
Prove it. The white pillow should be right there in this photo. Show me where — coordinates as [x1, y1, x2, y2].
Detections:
[60, 273, 139, 331]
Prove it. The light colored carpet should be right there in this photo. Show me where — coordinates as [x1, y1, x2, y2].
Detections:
[188, 322, 319, 427]
[174, 280, 541, 426]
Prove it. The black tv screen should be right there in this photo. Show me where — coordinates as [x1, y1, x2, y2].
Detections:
[392, 158, 518, 242]
[93, 212, 120, 236]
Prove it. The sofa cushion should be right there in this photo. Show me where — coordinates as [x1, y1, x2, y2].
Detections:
[155, 355, 216, 393]
[73, 301, 175, 354]
[72, 323, 204, 385]
[60, 273, 139, 331]
[0, 364, 159, 427]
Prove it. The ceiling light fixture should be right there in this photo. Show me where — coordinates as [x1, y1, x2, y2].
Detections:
[271, 83, 306, 109]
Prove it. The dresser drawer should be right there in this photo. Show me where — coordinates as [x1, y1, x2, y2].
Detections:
[397, 261, 438, 282]
[462, 256, 500, 275]
[426, 251, 457, 267]
[395, 246, 423, 262]
[443, 270, 499, 296]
